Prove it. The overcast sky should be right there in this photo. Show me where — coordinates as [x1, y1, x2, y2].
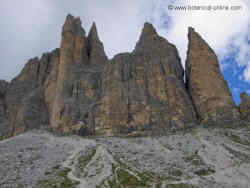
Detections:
[1, 0, 250, 103]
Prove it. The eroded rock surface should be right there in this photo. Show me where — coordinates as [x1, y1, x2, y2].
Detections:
[99, 23, 196, 135]
[4, 48, 61, 136]
[185, 27, 239, 123]
[52, 15, 107, 134]
[0, 15, 248, 137]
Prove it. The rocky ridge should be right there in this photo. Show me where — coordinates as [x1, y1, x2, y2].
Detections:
[0, 14, 248, 137]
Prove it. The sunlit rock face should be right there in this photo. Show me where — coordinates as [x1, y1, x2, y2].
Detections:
[0, 15, 246, 137]
[185, 27, 239, 124]
[51, 19, 197, 136]
[50, 15, 108, 134]
[99, 23, 197, 135]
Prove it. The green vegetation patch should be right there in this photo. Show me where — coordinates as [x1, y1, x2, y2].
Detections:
[227, 133, 250, 146]
[0, 135, 10, 141]
[169, 168, 183, 177]
[165, 183, 198, 188]
[194, 168, 215, 176]
[183, 152, 205, 166]
[97, 161, 156, 188]
[78, 148, 96, 172]
[37, 167, 80, 188]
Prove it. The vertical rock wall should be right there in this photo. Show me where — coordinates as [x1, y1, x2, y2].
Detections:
[0, 15, 244, 137]
[186, 27, 239, 124]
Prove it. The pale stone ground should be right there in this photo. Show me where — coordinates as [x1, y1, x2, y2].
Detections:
[0, 125, 250, 188]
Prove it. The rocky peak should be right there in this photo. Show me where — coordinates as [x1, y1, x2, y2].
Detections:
[63, 14, 85, 37]
[87, 22, 107, 65]
[134, 22, 160, 52]
[187, 27, 215, 56]
[141, 22, 158, 38]
[134, 22, 184, 81]
[88, 22, 99, 42]
[99, 23, 196, 135]
[14, 57, 40, 82]
[186, 27, 239, 123]
[0, 15, 246, 138]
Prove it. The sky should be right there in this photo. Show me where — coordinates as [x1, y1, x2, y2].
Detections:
[0, 0, 250, 104]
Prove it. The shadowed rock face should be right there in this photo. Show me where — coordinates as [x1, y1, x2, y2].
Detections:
[239, 92, 250, 121]
[5, 49, 59, 136]
[0, 16, 245, 137]
[185, 27, 239, 124]
[0, 80, 9, 137]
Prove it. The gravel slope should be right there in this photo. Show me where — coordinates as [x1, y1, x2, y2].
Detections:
[0, 126, 250, 188]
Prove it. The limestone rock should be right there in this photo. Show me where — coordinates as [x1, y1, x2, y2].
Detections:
[0, 80, 9, 95]
[5, 49, 58, 136]
[6, 58, 41, 135]
[51, 15, 107, 134]
[0, 80, 9, 137]
[44, 49, 60, 118]
[87, 23, 108, 66]
[1, 15, 246, 137]
[99, 23, 197, 135]
[135, 23, 184, 81]
[239, 92, 250, 121]
[185, 27, 239, 123]
[14, 88, 49, 133]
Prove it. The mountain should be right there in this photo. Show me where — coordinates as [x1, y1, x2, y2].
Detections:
[1, 14, 250, 188]
[0, 14, 249, 138]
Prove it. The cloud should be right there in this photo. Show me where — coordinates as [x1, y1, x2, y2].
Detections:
[1, 0, 250, 84]
[164, 0, 250, 65]
[0, 0, 54, 81]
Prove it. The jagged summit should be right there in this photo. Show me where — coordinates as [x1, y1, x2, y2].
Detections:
[141, 22, 158, 36]
[134, 22, 178, 58]
[188, 26, 195, 32]
[63, 14, 85, 36]
[135, 22, 160, 51]
[186, 27, 239, 123]
[88, 22, 99, 41]
[87, 22, 107, 65]
[0, 15, 247, 138]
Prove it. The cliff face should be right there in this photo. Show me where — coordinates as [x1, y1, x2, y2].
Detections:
[5, 50, 59, 136]
[51, 15, 107, 134]
[0, 15, 244, 137]
[99, 23, 196, 135]
[185, 27, 239, 124]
